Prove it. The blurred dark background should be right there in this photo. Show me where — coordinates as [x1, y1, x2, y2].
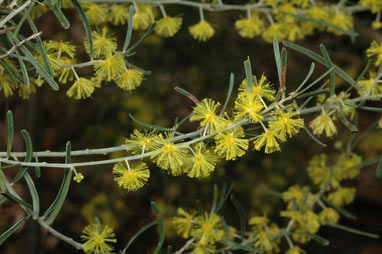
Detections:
[0, 2, 381, 254]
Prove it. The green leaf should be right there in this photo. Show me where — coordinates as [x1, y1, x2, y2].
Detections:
[45, 0, 70, 29]
[298, 88, 330, 103]
[129, 113, 172, 131]
[273, 40, 282, 85]
[34, 158, 41, 178]
[346, 60, 370, 94]
[0, 216, 28, 245]
[16, 41, 59, 91]
[15, 52, 29, 87]
[319, 44, 336, 95]
[321, 196, 356, 219]
[5, 110, 14, 155]
[376, 157, 382, 179]
[13, 2, 35, 37]
[71, 0, 93, 59]
[351, 120, 378, 149]
[283, 41, 355, 86]
[26, 16, 54, 76]
[151, 201, 164, 254]
[259, 188, 283, 198]
[174, 87, 199, 104]
[220, 72, 234, 116]
[216, 182, 234, 213]
[303, 126, 327, 147]
[356, 105, 382, 112]
[167, 245, 172, 254]
[122, 221, 156, 253]
[44, 141, 73, 224]
[244, 57, 253, 93]
[127, 22, 156, 53]
[13, 130, 33, 184]
[221, 240, 262, 252]
[24, 172, 39, 219]
[123, 5, 135, 53]
[298, 66, 335, 95]
[211, 184, 218, 213]
[0, 59, 23, 85]
[230, 194, 246, 235]
[296, 63, 315, 92]
[2, 191, 32, 209]
[292, 232, 330, 246]
[337, 111, 358, 132]
[327, 223, 380, 239]
[220, 216, 230, 240]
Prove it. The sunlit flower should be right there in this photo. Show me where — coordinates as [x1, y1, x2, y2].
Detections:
[235, 14, 264, 38]
[234, 92, 264, 122]
[270, 109, 304, 137]
[0, 74, 15, 97]
[190, 98, 227, 134]
[319, 208, 340, 225]
[189, 21, 215, 42]
[85, 28, 117, 58]
[194, 212, 225, 245]
[151, 133, 188, 176]
[254, 231, 273, 252]
[18, 83, 36, 99]
[116, 69, 144, 91]
[309, 113, 337, 137]
[327, 10, 353, 35]
[125, 129, 160, 154]
[366, 41, 382, 66]
[327, 187, 356, 207]
[108, 4, 130, 25]
[173, 207, 196, 238]
[133, 7, 154, 30]
[252, 128, 285, 154]
[214, 126, 249, 160]
[66, 78, 95, 99]
[112, 161, 150, 191]
[44, 40, 76, 58]
[262, 23, 285, 43]
[358, 72, 382, 99]
[249, 216, 269, 230]
[84, 3, 108, 25]
[185, 143, 217, 178]
[81, 223, 117, 254]
[94, 53, 125, 81]
[239, 74, 275, 101]
[359, 0, 382, 13]
[155, 16, 182, 37]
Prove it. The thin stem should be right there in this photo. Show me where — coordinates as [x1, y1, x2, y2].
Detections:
[0, 0, 32, 28]
[199, 7, 205, 22]
[158, 4, 167, 18]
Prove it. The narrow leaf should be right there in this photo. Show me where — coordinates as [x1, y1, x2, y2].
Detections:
[376, 157, 382, 179]
[129, 114, 172, 131]
[44, 141, 73, 224]
[356, 105, 382, 112]
[303, 126, 327, 147]
[211, 184, 218, 213]
[0, 216, 28, 245]
[292, 232, 329, 246]
[273, 40, 282, 85]
[319, 44, 336, 95]
[0, 59, 23, 85]
[244, 57, 253, 93]
[5, 110, 14, 155]
[327, 223, 379, 239]
[127, 22, 156, 53]
[230, 194, 246, 235]
[322, 196, 356, 219]
[45, 1, 70, 29]
[221, 240, 262, 252]
[298, 88, 330, 102]
[122, 221, 156, 252]
[259, 188, 283, 198]
[337, 111, 358, 132]
[71, 0, 93, 59]
[296, 62, 315, 92]
[13, 130, 33, 184]
[174, 87, 199, 104]
[2, 191, 32, 209]
[220, 73, 234, 116]
[216, 182, 234, 213]
[123, 5, 135, 53]
[15, 52, 30, 87]
[151, 201, 164, 254]
[24, 172, 39, 219]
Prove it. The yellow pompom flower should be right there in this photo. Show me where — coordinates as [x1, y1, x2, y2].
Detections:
[372, 21, 382, 30]
[155, 16, 183, 37]
[214, 126, 249, 160]
[234, 92, 264, 122]
[319, 208, 340, 225]
[173, 207, 196, 238]
[283, 22, 304, 41]
[193, 212, 225, 245]
[125, 129, 160, 154]
[327, 10, 353, 35]
[189, 21, 215, 42]
[94, 53, 125, 81]
[327, 187, 356, 207]
[112, 161, 150, 191]
[262, 23, 285, 43]
[66, 78, 95, 99]
[249, 216, 269, 230]
[133, 9, 154, 30]
[57, 58, 75, 84]
[73, 172, 84, 183]
[81, 223, 117, 254]
[253, 128, 285, 154]
[151, 133, 189, 176]
[358, 72, 382, 99]
[18, 84, 36, 100]
[85, 28, 117, 58]
[286, 246, 306, 254]
[254, 231, 273, 252]
[309, 113, 337, 137]
[185, 143, 217, 178]
[108, 4, 130, 25]
[359, 0, 382, 13]
[0, 74, 15, 97]
[192, 243, 216, 254]
[190, 98, 227, 135]
[234, 14, 264, 38]
[83, 3, 108, 25]
[366, 41, 382, 66]
[116, 69, 144, 91]
[270, 109, 304, 137]
[44, 40, 76, 58]
[239, 74, 275, 101]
